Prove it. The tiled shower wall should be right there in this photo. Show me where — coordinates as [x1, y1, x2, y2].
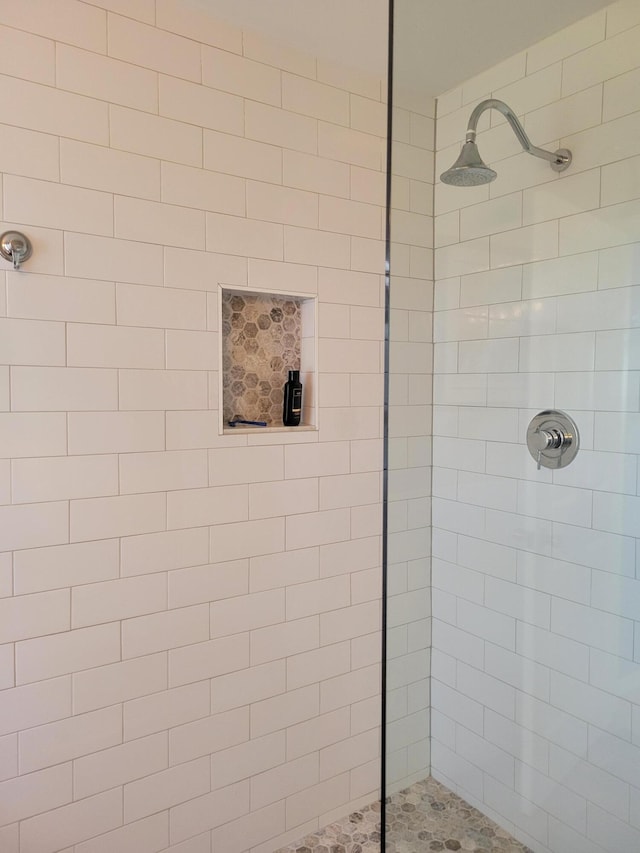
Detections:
[386, 89, 435, 793]
[431, 1, 640, 851]
[0, 2, 387, 851]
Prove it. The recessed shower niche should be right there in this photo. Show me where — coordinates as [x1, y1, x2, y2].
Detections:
[218, 286, 317, 434]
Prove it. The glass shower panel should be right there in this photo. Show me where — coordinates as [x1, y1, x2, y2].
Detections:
[384, 2, 640, 851]
[383, 17, 435, 809]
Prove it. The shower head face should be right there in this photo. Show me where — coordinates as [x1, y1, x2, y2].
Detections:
[440, 140, 497, 186]
[441, 163, 498, 186]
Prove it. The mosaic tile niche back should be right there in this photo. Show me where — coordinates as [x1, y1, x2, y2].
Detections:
[222, 290, 302, 427]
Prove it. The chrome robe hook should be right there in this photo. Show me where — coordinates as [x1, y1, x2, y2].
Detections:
[0, 231, 33, 270]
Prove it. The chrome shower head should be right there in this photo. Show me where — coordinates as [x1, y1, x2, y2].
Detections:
[440, 140, 497, 186]
[439, 99, 572, 187]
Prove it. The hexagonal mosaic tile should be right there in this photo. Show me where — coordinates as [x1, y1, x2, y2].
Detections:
[275, 777, 533, 853]
[222, 290, 302, 427]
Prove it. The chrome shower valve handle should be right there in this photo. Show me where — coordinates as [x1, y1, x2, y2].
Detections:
[526, 410, 579, 470]
[530, 426, 564, 469]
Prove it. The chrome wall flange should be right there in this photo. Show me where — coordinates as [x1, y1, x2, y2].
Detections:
[550, 148, 572, 172]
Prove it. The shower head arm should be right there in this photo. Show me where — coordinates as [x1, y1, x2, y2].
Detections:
[465, 99, 570, 169]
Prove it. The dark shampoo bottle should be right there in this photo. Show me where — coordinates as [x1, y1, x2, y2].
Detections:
[283, 370, 302, 426]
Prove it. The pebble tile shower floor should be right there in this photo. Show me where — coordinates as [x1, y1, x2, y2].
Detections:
[275, 777, 533, 853]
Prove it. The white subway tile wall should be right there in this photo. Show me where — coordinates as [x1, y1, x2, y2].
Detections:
[431, 3, 640, 852]
[0, 4, 386, 852]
